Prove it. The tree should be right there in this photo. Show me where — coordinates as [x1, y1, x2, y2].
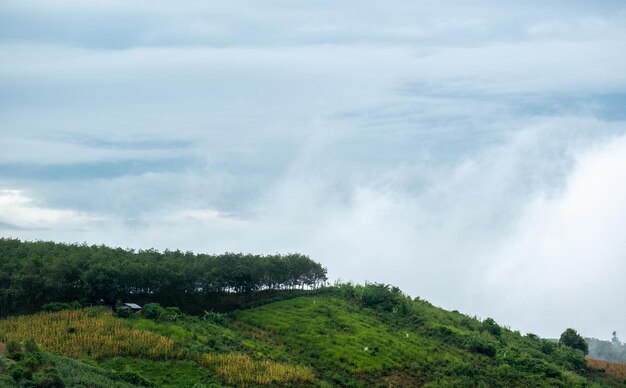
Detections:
[559, 328, 588, 355]
[612, 331, 620, 345]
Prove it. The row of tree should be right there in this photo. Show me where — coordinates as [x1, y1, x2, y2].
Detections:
[0, 238, 328, 316]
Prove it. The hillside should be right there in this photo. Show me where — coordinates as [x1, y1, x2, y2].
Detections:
[0, 239, 625, 386]
[0, 290, 624, 386]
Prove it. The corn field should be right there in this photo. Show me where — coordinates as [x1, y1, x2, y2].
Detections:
[0, 308, 181, 360]
[200, 353, 315, 385]
[587, 358, 626, 380]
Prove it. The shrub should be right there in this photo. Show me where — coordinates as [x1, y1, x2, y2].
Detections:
[359, 283, 409, 313]
[22, 353, 44, 369]
[6, 339, 22, 355]
[35, 367, 65, 388]
[24, 339, 39, 353]
[42, 302, 81, 313]
[142, 303, 165, 320]
[465, 333, 497, 357]
[482, 318, 501, 337]
[9, 364, 33, 382]
[555, 346, 586, 370]
[113, 371, 152, 386]
[161, 307, 182, 321]
[540, 340, 556, 355]
[202, 311, 225, 324]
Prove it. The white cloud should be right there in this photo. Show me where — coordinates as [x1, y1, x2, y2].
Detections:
[482, 133, 626, 338]
[0, 190, 100, 230]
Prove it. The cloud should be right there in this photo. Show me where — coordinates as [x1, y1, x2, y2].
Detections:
[0, 190, 100, 230]
[482, 133, 626, 338]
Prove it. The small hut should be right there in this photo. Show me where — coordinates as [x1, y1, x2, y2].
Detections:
[118, 303, 142, 314]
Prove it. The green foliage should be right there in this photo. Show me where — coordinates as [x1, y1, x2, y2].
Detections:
[115, 308, 131, 318]
[143, 303, 166, 320]
[113, 370, 152, 386]
[6, 339, 22, 355]
[100, 357, 222, 387]
[161, 307, 182, 322]
[464, 332, 497, 357]
[0, 238, 328, 317]
[42, 302, 81, 313]
[34, 367, 64, 388]
[482, 317, 501, 336]
[559, 328, 589, 355]
[9, 363, 33, 382]
[554, 345, 587, 371]
[201, 311, 225, 325]
[23, 339, 38, 354]
[540, 339, 557, 355]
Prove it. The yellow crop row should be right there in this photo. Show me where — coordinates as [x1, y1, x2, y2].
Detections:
[587, 358, 626, 380]
[200, 353, 315, 385]
[0, 308, 181, 360]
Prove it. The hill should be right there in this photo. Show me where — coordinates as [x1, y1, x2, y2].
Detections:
[0, 239, 625, 386]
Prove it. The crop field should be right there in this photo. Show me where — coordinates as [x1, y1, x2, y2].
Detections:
[587, 358, 626, 380]
[200, 353, 315, 385]
[0, 308, 181, 360]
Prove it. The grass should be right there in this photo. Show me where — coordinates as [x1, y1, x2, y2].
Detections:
[100, 357, 222, 387]
[234, 296, 457, 374]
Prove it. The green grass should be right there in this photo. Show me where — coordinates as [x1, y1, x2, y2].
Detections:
[235, 296, 452, 374]
[100, 357, 222, 387]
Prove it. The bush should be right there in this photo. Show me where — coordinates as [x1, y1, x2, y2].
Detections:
[35, 367, 64, 388]
[22, 353, 44, 369]
[555, 346, 586, 370]
[142, 303, 165, 320]
[42, 302, 81, 313]
[9, 364, 33, 382]
[359, 283, 409, 313]
[6, 340, 26, 361]
[540, 340, 556, 355]
[482, 318, 501, 336]
[24, 339, 39, 353]
[113, 371, 152, 386]
[559, 328, 588, 355]
[161, 307, 182, 321]
[202, 310, 225, 324]
[465, 333, 497, 357]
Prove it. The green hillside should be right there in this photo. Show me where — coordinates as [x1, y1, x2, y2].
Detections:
[1, 290, 624, 387]
[0, 239, 625, 386]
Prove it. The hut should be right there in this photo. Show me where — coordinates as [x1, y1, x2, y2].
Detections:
[118, 303, 142, 314]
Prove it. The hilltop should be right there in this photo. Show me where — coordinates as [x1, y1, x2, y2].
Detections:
[0, 239, 624, 386]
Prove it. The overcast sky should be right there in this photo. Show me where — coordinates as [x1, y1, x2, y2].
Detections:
[2, 0, 626, 340]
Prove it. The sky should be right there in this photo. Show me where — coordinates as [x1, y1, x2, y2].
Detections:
[1, 0, 626, 340]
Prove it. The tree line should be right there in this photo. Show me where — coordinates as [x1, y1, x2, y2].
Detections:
[0, 238, 328, 316]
